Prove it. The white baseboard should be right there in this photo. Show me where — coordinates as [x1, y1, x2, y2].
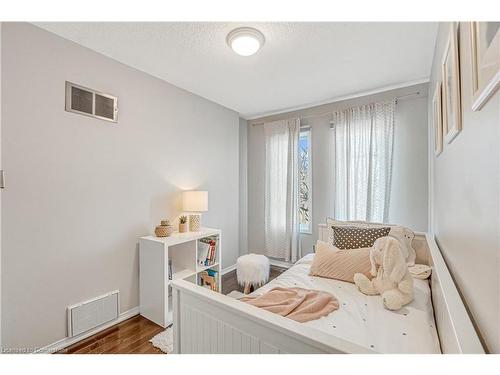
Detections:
[34, 306, 140, 354]
[221, 264, 236, 275]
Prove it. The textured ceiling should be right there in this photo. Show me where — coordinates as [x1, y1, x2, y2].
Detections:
[34, 22, 438, 119]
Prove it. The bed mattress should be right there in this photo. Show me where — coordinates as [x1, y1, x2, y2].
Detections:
[250, 254, 441, 354]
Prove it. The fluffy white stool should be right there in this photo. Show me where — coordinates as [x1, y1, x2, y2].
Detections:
[236, 254, 270, 294]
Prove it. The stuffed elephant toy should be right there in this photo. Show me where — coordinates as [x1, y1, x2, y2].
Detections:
[354, 236, 414, 311]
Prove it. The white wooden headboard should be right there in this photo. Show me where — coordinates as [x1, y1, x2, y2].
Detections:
[318, 223, 484, 353]
[318, 223, 329, 243]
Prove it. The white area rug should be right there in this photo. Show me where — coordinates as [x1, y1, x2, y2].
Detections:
[149, 326, 173, 353]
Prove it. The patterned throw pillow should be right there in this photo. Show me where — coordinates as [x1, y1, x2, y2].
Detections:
[332, 226, 390, 249]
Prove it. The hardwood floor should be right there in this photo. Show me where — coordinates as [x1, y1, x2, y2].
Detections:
[58, 315, 164, 354]
[59, 265, 287, 354]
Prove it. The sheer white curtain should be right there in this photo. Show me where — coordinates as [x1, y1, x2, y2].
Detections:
[264, 118, 300, 262]
[332, 101, 395, 223]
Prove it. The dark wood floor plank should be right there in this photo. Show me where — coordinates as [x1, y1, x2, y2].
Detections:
[118, 326, 165, 354]
[131, 340, 163, 354]
[111, 324, 164, 354]
[89, 320, 157, 354]
[63, 315, 142, 353]
[58, 315, 163, 354]
[69, 316, 152, 354]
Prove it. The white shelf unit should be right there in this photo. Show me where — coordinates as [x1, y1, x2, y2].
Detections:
[139, 228, 222, 328]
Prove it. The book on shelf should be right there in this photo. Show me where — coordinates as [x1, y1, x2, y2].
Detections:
[198, 236, 218, 267]
[198, 242, 209, 267]
[199, 235, 218, 245]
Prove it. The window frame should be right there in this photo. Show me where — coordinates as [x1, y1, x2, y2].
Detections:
[299, 126, 312, 234]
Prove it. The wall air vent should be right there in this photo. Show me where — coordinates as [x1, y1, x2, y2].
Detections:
[67, 291, 119, 337]
[65, 81, 118, 122]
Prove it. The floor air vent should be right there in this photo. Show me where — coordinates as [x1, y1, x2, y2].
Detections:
[67, 291, 119, 337]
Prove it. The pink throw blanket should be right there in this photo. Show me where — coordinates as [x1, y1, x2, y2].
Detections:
[240, 287, 339, 323]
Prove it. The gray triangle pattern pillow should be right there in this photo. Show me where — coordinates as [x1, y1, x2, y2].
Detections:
[333, 226, 391, 250]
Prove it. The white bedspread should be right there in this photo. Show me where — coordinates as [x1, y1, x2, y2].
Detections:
[250, 254, 441, 354]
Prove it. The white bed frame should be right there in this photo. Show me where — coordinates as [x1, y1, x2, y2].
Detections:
[171, 224, 484, 354]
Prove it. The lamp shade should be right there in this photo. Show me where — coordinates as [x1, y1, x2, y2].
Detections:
[182, 191, 208, 212]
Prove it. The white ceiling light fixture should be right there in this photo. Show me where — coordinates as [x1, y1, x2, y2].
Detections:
[226, 27, 265, 57]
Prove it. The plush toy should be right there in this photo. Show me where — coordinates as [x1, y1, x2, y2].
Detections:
[389, 226, 416, 266]
[354, 236, 414, 311]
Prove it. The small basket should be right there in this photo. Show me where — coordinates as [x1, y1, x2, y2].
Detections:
[155, 225, 168, 237]
[155, 221, 173, 237]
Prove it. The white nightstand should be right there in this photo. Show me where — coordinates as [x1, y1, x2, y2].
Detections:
[139, 228, 222, 327]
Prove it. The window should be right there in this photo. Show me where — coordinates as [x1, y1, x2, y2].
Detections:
[299, 128, 312, 233]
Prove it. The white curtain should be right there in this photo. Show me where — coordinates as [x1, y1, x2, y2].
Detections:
[332, 101, 395, 223]
[264, 118, 300, 262]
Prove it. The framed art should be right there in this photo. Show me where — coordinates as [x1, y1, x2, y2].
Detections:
[441, 23, 462, 144]
[470, 22, 500, 111]
[433, 82, 443, 156]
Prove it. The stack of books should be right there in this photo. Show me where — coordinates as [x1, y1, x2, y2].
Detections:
[199, 236, 218, 267]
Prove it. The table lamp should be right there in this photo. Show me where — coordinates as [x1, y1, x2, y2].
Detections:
[182, 190, 208, 231]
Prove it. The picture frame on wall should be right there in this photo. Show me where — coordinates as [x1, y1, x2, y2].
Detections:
[433, 82, 443, 156]
[470, 21, 500, 111]
[441, 23, 462, 144]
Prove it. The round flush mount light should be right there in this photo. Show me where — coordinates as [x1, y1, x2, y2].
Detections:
[226, 27, 265, 56]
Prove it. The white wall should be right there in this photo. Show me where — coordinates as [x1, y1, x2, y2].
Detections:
[389, 97, 429, 230]
[247, 83, 429, 255]
[428, 22, 499, 353]
[239, 118, 248, 257]
[1, 23, 240, 350]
